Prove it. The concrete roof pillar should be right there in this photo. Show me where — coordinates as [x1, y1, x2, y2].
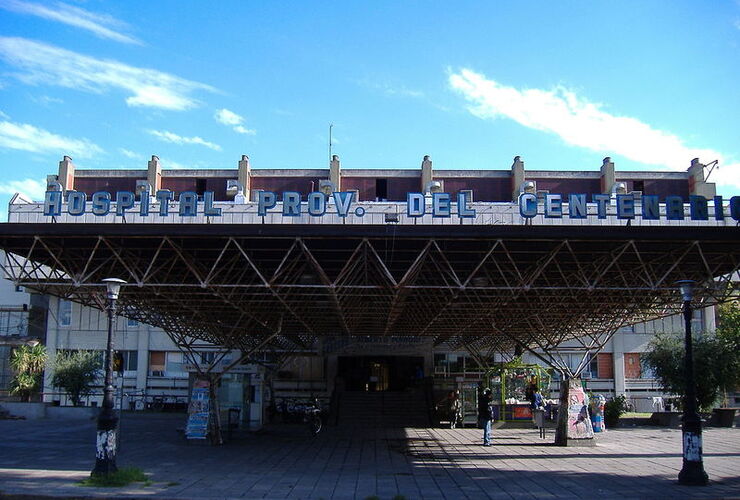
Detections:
[687, 158, 716, 199]
[58, 156, 75, 192]
[238, 155, 251, 199]
[330, 155, 341, 191]
[421, 155, 433, 193]
[147, 155, 162, 192]
[600, 157, 615, 194]
[511, 156, 524, 201]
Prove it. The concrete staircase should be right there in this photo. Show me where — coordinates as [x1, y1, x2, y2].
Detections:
[336, 389, 430, 428]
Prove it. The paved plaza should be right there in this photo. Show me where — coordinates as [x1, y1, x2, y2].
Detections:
[0, 413, 738, 499]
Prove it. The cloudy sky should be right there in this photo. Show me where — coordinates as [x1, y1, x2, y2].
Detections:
[0, 1, 738, 217]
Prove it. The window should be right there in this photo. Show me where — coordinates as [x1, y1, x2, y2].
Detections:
[624, 353, 642, 379]
[165, 352, 185, 375]
[692, 308, 704, 334]
[639, 354, 655, 379]
[127, 317, 139, 327]
[375, 178, 388, 201]
[0, 345, 12, 390]
[596, 353, 614, 379]
[200, 352, 216, 365]
[120, 350, 138, 371]
[588, 355, 598, 377]
[195, 178, 207, 196]
[58, 300, 72, 327]
[149, 351, 165, 376]
[0, 310, 26, 336]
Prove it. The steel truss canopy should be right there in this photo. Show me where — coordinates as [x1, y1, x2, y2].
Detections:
[0, 223, 738, 363]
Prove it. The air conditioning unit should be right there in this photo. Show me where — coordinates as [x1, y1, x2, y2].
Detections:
[318, 180, 335, 196]
[46, 175, 62, 192]
[226, 180, 243, 199]
[135, 180, 151, 199]
[424, 180, 443, 194]
[459, 189, 474, 202]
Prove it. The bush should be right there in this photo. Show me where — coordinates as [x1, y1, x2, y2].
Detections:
[52, 350, 101, 406]
[9, 344, 47, 402]
[604, 395, 628, 428]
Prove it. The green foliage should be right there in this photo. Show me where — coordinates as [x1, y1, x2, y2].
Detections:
[78, 467, 148, 487]
[642, 305, 740, 411]
[604, 395, 628, 427]
[52, 350, 101, 406]
[9, 344, 47, 401]
[715, 301, 740, 406]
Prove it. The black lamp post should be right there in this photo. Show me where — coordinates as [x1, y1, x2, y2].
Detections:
[92, 278, 126, 476]
[676, 280, 708, 486]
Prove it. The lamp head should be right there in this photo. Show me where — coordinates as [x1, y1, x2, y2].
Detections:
[676, 279, 695, 302]
[102, 278, 127, 301]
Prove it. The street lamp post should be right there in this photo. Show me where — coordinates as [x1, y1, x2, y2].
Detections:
[92, 278, 126, 476]
[676, 280, 708, 486]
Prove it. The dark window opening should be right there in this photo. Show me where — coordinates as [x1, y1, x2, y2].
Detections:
[375, 178, 388, 201]
[633, 180, 645, 193]
[195, 178, 207, 196]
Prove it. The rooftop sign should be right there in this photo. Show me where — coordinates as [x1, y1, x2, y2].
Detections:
[41, 190, 740, 222]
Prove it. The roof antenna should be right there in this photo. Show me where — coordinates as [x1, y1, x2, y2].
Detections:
[328, 123, 333, 164]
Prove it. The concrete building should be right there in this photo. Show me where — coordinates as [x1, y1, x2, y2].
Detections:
[2, 153, 735, 429]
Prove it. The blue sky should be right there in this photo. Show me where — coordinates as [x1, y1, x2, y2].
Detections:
[0, 1, 738, 218]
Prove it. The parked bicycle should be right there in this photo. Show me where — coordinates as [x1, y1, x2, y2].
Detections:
[275, 396, 323, 435]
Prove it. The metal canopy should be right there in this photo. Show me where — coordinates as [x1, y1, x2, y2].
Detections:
[0, 223, 737, 366]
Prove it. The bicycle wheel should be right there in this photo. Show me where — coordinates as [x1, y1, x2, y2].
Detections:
[308, 414, 322, 435]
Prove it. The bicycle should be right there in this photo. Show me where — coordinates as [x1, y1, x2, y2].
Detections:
[305, 396, 322, 436]
[275, 396, 323, 435]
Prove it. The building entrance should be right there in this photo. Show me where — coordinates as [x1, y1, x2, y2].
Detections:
[337, 356, 424, 392]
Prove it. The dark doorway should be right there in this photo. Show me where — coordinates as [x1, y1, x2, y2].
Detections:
[337, 356, 424, 391]
[375, 179, 388, 201]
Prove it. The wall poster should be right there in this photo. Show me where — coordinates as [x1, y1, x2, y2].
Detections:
[566, 378, 594, 440]
[185, 379, 210, 440]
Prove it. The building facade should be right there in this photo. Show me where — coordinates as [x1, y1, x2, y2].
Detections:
[3, 153, 734, 427]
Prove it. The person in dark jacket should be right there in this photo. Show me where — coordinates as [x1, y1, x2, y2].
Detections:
[478, 388, 493, 446]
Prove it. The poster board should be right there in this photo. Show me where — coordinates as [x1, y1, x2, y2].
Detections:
[185, 379, 210, 440]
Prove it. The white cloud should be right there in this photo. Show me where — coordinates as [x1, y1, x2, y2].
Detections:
[448, 68, 740, 192]
[31, 94, 63, 106]
[0, 37, 215, 111]
[0, 0, 141, 45]
[215, 108, 242, 126]
[147, 129, 221, 151]
[233, 125, 256, 135]
[0, 119, 102, 158]
[0, 177, 47, 201]
[214, 108, 256, 135]
[119, 148, 143, 160]
[356, 79, 425, 98]
[0, 110, 8, 119]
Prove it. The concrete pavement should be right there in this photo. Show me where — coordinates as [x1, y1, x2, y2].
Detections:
[0, 413, 738, 499]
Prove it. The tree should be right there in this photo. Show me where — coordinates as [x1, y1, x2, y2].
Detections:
[643, 302, 740, 411]
[714, 301, 740, 406]
[51, 350, 102, 406]
[9, 344, 47, 402]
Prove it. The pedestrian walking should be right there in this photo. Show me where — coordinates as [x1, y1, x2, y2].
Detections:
[478, 388, 493, 446]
